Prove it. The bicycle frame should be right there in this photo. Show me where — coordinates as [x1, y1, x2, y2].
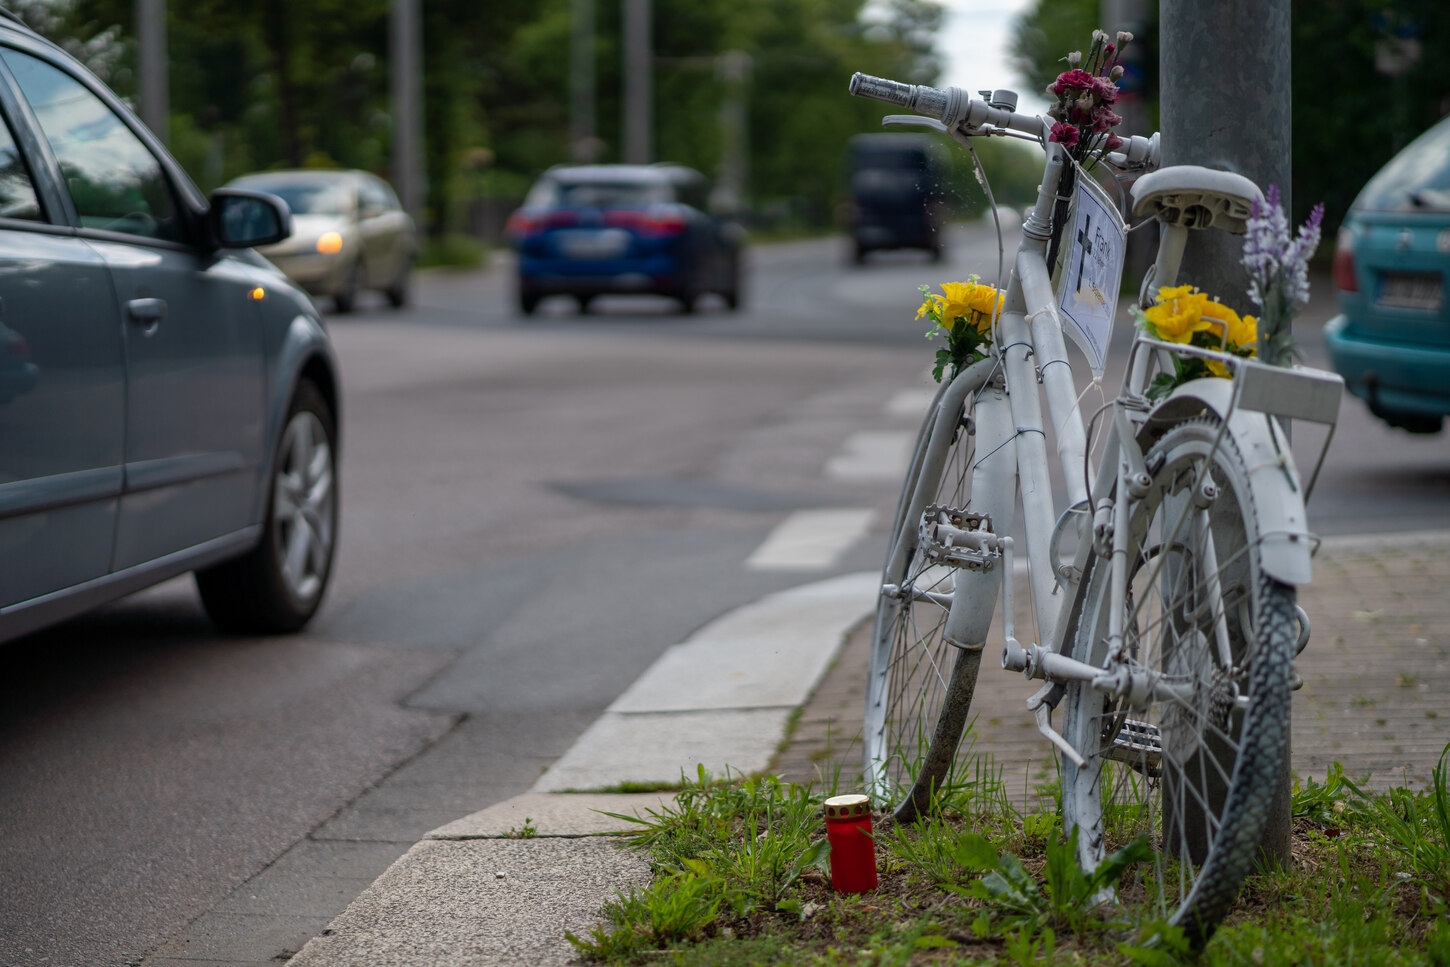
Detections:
[884, 136, 1341, 739]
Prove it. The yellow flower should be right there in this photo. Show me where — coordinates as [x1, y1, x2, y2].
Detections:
[1143, 286, 1211, 343]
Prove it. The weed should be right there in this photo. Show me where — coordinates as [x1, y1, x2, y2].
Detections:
[504, 816, 537, 839]
[566, 870, 721, 959]
[1343, 743, 1450, 904]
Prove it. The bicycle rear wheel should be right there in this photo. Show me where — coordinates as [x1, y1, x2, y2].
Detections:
[1060, 417, 1296, 947]
[864, 362, 996, 823]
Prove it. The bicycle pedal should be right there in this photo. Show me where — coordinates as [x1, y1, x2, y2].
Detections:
[1107, 719, 1163, 774]
[918, 505, 998, 570]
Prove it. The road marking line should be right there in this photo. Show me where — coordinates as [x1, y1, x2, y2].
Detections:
[745, 508, 875, 570]
[885, 387, 937, 418]
[825, 430, 913, 481]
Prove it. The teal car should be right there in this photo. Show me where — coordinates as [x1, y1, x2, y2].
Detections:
[1325, 116, 1450, 434]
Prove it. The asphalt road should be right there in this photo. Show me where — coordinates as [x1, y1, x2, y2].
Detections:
[1, 223, 1446, 967]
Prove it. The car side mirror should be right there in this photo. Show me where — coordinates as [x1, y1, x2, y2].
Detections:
[208, 189, 293, 249]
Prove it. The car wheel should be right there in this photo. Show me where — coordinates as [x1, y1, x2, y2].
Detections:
[196, 380, 338, 634]
[334, 260, 362, 313]
[386, 258, 413, 308]
[518, 287, 541, 316]
[576, 294, 595, 314]
[723, 260, 742, 311]
[852, 241, 868, 265]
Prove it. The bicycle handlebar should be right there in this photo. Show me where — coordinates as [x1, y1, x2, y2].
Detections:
[848, 71, 1159, 170]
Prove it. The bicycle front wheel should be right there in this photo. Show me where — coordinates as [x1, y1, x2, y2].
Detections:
[1060, 417, 1296, 947]
[864, 363, 995, 823]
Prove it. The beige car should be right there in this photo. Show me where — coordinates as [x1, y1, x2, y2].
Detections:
[227, 169, 416, 312]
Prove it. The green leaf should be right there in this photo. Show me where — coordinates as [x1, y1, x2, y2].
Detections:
[954, 831, 999, 870]
[780, 838, 832, 891]
[913, 934, 959, 948]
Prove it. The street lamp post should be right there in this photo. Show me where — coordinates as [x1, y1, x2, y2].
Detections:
[136, 0, 168, 143]
[623, 0, 651, 164]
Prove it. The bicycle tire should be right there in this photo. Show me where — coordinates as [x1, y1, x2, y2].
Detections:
[864, 362, 994, 824]
[1059, 417, 1295, 948]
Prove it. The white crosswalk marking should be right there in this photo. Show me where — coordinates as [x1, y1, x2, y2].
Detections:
[885, 387, 937, 418]
[825, 430, 913, 481]
[745, 508, 876, 571]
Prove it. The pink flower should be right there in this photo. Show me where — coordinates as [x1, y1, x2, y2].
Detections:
[1092, 109, 1123, 133]
[1049, 122, 1080, 147]
[1051, 69, 1094, 97]
[1091, 76, 1120, 105]
[1104, 134, 1125, 152]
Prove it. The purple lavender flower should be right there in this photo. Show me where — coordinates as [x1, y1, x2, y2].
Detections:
[1241, 184, 1325, 365]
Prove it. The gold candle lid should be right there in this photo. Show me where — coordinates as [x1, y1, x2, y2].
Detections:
[823, 794, 872, 820]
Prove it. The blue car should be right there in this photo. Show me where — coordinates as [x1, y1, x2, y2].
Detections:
[507, 164, 743, 315]
[1325, 115, 1450, 434]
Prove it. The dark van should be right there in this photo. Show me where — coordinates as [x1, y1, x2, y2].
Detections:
[847, 134, 947, 263]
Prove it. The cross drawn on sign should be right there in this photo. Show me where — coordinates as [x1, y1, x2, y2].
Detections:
[1076, 214, 1095, 283]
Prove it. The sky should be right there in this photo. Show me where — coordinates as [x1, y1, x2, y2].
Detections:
[933, 0, 1052, 117]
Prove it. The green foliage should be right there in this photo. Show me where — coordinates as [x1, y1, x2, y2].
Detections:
[504, 815, 537, 839]
[880, 820, 997, 886]
[1342, 744, 1450, 904]
[565, 870, 722, 959]
[965, 825, 1151, 937]
[417, 233, 487, 269]
[17, 0, 947, 237]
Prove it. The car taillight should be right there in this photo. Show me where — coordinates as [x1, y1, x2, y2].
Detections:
[603, 208, 685, 236]
[1332, 226, 1358, 293]
[505, 212, 537, 237]
[544, 211, 579, 228]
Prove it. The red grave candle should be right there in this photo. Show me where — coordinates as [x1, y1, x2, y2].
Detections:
[823, 794, 878, 893]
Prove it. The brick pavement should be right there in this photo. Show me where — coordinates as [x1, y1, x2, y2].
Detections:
[772, 532, 1450, 803]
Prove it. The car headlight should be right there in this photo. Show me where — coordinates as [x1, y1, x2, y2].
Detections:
[316, 232, 344, 255]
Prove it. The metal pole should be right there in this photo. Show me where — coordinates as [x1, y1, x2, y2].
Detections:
[570, 0, 597, 162]
[391, 0, 425, 226]
[1160, 0, 1294, 868]
[623, 0, 651, 164]
[715, 51, 751, 213]
[136, 0, 168, 143]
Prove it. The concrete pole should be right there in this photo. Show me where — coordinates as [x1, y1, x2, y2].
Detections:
[1160, 0, 1294, 869]
[391, 0, 425, 226]
[714, 51, 751, 213]
[570, 0, 597, 162]
[136, 0, 168, 143]
[623, 0, 651, 164]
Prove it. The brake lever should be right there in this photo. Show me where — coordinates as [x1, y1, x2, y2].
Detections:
[882, 114, 949, 133]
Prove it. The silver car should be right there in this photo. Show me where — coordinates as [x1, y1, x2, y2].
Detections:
[0, 13, 341, 643]
[228, 169, 416, 313]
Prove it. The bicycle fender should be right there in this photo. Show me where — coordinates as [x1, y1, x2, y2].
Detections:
[1140, 378, 1314, 587]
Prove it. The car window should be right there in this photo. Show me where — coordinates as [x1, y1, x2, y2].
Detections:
[358, 178, 389, 216]
[1357, 116, 1450, 212]
[0, 110, 41, 221]
[528, 179, 673, 208]
[242, 180, 352, 217]
[2, 48, 185, 242]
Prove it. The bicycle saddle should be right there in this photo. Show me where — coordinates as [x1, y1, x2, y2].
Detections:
[1130, 165, 1264, 234]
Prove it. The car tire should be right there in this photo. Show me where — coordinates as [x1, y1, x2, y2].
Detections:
[576, 294, 595, 314]
[386, 258, 412, 308]
[723, 260, 742, 311]
[196, 380, 338, 634]
[518, 288, 541, 316]
[334, 261, 362, 314]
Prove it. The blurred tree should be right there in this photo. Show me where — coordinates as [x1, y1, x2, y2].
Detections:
[1011, 0, 1450, 233]
[13, 0, 946, 235]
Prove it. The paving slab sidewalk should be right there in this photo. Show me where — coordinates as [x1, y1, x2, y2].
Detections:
[288, 532, 1450, 966]
[777, 531, 1450, 798]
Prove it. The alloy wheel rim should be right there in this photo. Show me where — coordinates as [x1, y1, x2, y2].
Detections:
[272, 411, 334, 603]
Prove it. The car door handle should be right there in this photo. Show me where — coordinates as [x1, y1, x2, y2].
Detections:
[127, 298, 167, 333]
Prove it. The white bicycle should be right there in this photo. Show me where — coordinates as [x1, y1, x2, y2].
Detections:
[849, 72, 1342, 944]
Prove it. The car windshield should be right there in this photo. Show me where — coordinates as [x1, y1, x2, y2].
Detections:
[527, 179, 673, 208]
[248, 181, 353, 216]
[1357, 118, 1450, 212]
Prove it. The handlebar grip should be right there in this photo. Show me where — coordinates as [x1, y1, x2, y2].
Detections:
[849, 72, 952, 125]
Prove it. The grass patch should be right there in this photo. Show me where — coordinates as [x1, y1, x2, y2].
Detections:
[571, 745, 1450, 965]
[417, 233, 488, 269]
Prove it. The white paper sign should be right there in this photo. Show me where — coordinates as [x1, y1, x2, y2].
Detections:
[1057, 174, 1126, 376]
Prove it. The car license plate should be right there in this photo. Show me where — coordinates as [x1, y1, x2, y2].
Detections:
[1377, 271, 1443, 311]
[557, 229, 630, 260]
